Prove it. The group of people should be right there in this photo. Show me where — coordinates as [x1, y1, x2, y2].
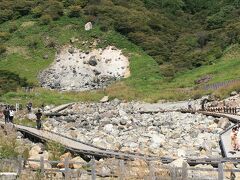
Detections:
[2, 102, 43, 130]
[231, 123, 240, 151]
[3, 105, 15, 124]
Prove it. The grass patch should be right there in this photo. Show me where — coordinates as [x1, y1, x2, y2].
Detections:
[46, 141, 65, 161]
[14, 118, 36, 128]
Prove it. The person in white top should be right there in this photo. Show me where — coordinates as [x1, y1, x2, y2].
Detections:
[9, 107, 15, 123]
[237, 125, 240, 150]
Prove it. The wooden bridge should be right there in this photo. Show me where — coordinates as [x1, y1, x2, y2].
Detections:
[1, 108, 240, 164]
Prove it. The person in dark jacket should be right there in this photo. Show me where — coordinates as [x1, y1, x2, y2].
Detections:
[3, 106, 9, 124]
[26, 102, 33, 113]
[35, 109, 42, 130]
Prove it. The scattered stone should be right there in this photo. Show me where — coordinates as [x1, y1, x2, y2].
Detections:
[120, 119, 127, 126]
[169, 158, 189, 168]
[68, 48, 75, 54]
[57, 152, 73, 168]
[39, 100, 224, 158]
[217, 117, 231, 130]
[27, 113, 36, 120]
[43, 54, 49, 59]
[71, 156, 86, 169]
[230, 91, 238, 96]
[85, 22, 92, 31]
[88, 56, 97, 66]
[100, 96, 109, 103]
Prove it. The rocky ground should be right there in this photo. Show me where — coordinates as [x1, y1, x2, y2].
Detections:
[39, 45, 130, 91]
[42, 98, 233, 159]
[1, 93, 240, 179]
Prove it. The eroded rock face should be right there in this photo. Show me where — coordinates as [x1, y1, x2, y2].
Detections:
[39, 46, 130, 91]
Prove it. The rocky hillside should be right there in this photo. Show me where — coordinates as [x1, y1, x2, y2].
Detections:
[39, 45, 130, 91]
[0, 0, 240, 104]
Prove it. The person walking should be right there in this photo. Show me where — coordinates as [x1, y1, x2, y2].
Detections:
[9, 107, 15, 123]
[35, 109, 43, 130]
[231, 127, 238, 151]
[3, 106, 9, 124]
[26, 102, 33, 113]
[188, 99, 193, 111]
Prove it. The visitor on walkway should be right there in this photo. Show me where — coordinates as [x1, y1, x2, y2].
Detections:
[188, 99, 193, 111]
[35, 109, 42, 130]
[231, 127, 238, 151]
[237, 126, 240, 150]
[9, 106, 15, 123]
[26, 102, 32, 113]
[41, 103, 45, 112]
[3, 106, 9, 124]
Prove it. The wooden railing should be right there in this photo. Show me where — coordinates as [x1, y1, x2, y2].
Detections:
[1, 157, 240, 180]
[206, 107, 238, 114]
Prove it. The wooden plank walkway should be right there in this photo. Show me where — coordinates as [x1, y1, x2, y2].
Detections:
[0, 121, 162, 161]
[199, 111, 240, 158]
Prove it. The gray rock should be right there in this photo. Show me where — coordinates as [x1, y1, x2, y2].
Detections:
[43, 54, 49, 59]
[217, 117, 231, 130]
[120, 119, 127, 126]
[88, 56, 97, 66]
[100, 96, 109, 103]
[103, 124, 114, 133]
[230, 91, 238, 96]
[68, 48, 75, 54]
[85, 22, 92, 31]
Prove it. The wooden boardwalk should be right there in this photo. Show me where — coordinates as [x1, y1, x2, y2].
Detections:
[199, 111, 240, 158]
[0, 121, 165, 161]
[1, 110, 240, 161]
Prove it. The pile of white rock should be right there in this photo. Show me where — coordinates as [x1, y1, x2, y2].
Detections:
[39, 46, 130, 91]
[43, 101, 229, 159]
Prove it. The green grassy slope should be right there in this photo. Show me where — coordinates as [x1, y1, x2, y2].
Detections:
[0, 16, 240, 105]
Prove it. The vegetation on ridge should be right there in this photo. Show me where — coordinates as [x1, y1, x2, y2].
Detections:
[0, 0, 240, 103]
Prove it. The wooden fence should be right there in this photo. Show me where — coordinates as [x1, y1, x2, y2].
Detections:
[206, 107, 239, 114]
[1, 157, 240, 179]
[202, 79, 240, 91]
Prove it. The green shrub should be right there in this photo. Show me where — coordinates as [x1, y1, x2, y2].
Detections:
[40, 14, 52, 25]
[68, 5, 83, 17]
[160, 64, 176, 77]
[0, 9, 14, 23]
[46, 141, 65, 161]
[28, 38, 39, 49]
[0, 128, 18, 158]
[9, 23, 18, 33]
[0, 45, 6, 55]
[0, 32, 10, 42]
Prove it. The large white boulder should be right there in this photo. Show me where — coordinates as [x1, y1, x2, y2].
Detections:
[84, 22, 92, 31]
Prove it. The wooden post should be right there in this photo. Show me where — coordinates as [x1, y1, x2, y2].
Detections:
[149, 161, 155, 180]
[91, 158, 96, 180]
[171, 167, 177, 180]
[218, 163, 224, 180]
[182, 162, 188, 180]
[40, 156, 44, 176]
[64, 158, 70, 180]
[17, 155, 23, 176]
[119, 160, 125, 180]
